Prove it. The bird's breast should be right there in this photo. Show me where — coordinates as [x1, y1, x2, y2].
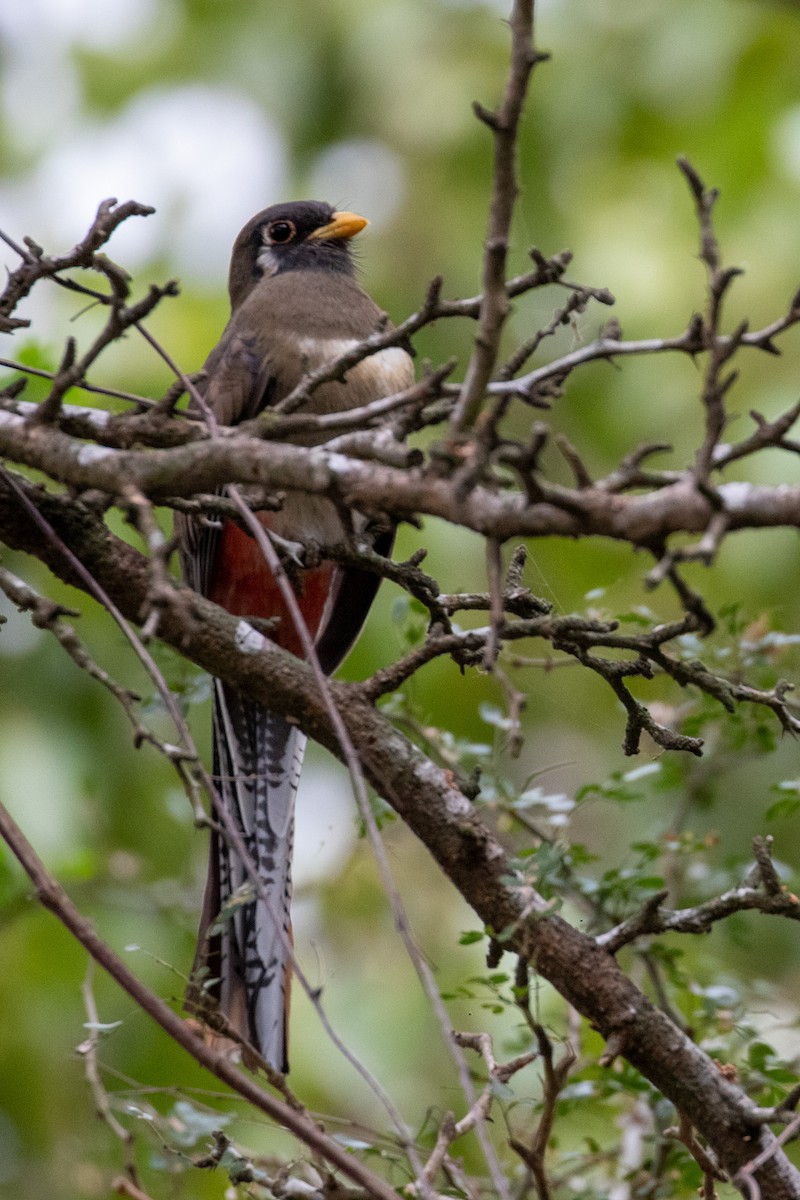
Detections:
[295, 337, 413, 393]
[282, 336, 415, 421]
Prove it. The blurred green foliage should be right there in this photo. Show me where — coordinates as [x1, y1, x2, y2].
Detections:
[2, 0, 800, 1196]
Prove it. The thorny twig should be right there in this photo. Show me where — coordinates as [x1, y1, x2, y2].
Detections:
[0, 197, 156, 332]
[0, 565, 176, 758]
[0, 467, 208, 811]
[509, 962, 577, 1200]
[0, 356, 155, 409]
[364, 607, 799, 754]
[452, 0, 547, 432]
[409, 1032, 539, 1198]
[78, 965, 139, 1184]
[598, 836, 800, 952]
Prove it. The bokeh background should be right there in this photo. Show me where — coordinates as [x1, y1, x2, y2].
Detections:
[2, 0, 800, 1195]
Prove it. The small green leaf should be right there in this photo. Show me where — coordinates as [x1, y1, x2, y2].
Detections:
[766, 795, 800, 821]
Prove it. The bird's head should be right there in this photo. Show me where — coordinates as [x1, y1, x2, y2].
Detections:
[227, 200, 368, 308]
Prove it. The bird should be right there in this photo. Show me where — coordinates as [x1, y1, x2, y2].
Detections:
[177, 201, 415, 1072]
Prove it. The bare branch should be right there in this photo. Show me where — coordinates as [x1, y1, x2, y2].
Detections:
[0, 198, 155, 331]
[2, 473, 800, 1193]
[78, 966, 140, 1184]
[451, 0, 547, 432]
[599, 837, 800, 950]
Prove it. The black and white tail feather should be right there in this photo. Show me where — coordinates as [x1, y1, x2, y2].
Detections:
[192, 680, 306, 1072]
[219, 681, 304, 1071]
[181, 502, 395, 1072]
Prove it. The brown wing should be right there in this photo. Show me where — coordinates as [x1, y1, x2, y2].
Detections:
[176, 321, 276, 594]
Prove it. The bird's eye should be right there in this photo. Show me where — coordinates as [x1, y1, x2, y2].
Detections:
[267, 220, 296, 245]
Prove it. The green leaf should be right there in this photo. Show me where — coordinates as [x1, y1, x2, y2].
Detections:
[766, 795, 800, 821]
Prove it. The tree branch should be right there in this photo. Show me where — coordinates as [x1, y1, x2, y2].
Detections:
[451, 0, 546, 433]
[0, 798, 402, 1200]
[1, 476, 798, 1195]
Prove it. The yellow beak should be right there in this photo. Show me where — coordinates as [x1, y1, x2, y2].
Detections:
[307, 210, 369, 241]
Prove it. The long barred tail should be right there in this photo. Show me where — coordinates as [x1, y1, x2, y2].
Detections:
[189, 679, 306, 1072]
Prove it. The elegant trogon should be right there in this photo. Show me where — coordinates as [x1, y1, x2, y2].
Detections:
[178, 201, 414, 1071]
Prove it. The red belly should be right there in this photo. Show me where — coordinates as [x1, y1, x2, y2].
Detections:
[207, 518, 333, 658]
